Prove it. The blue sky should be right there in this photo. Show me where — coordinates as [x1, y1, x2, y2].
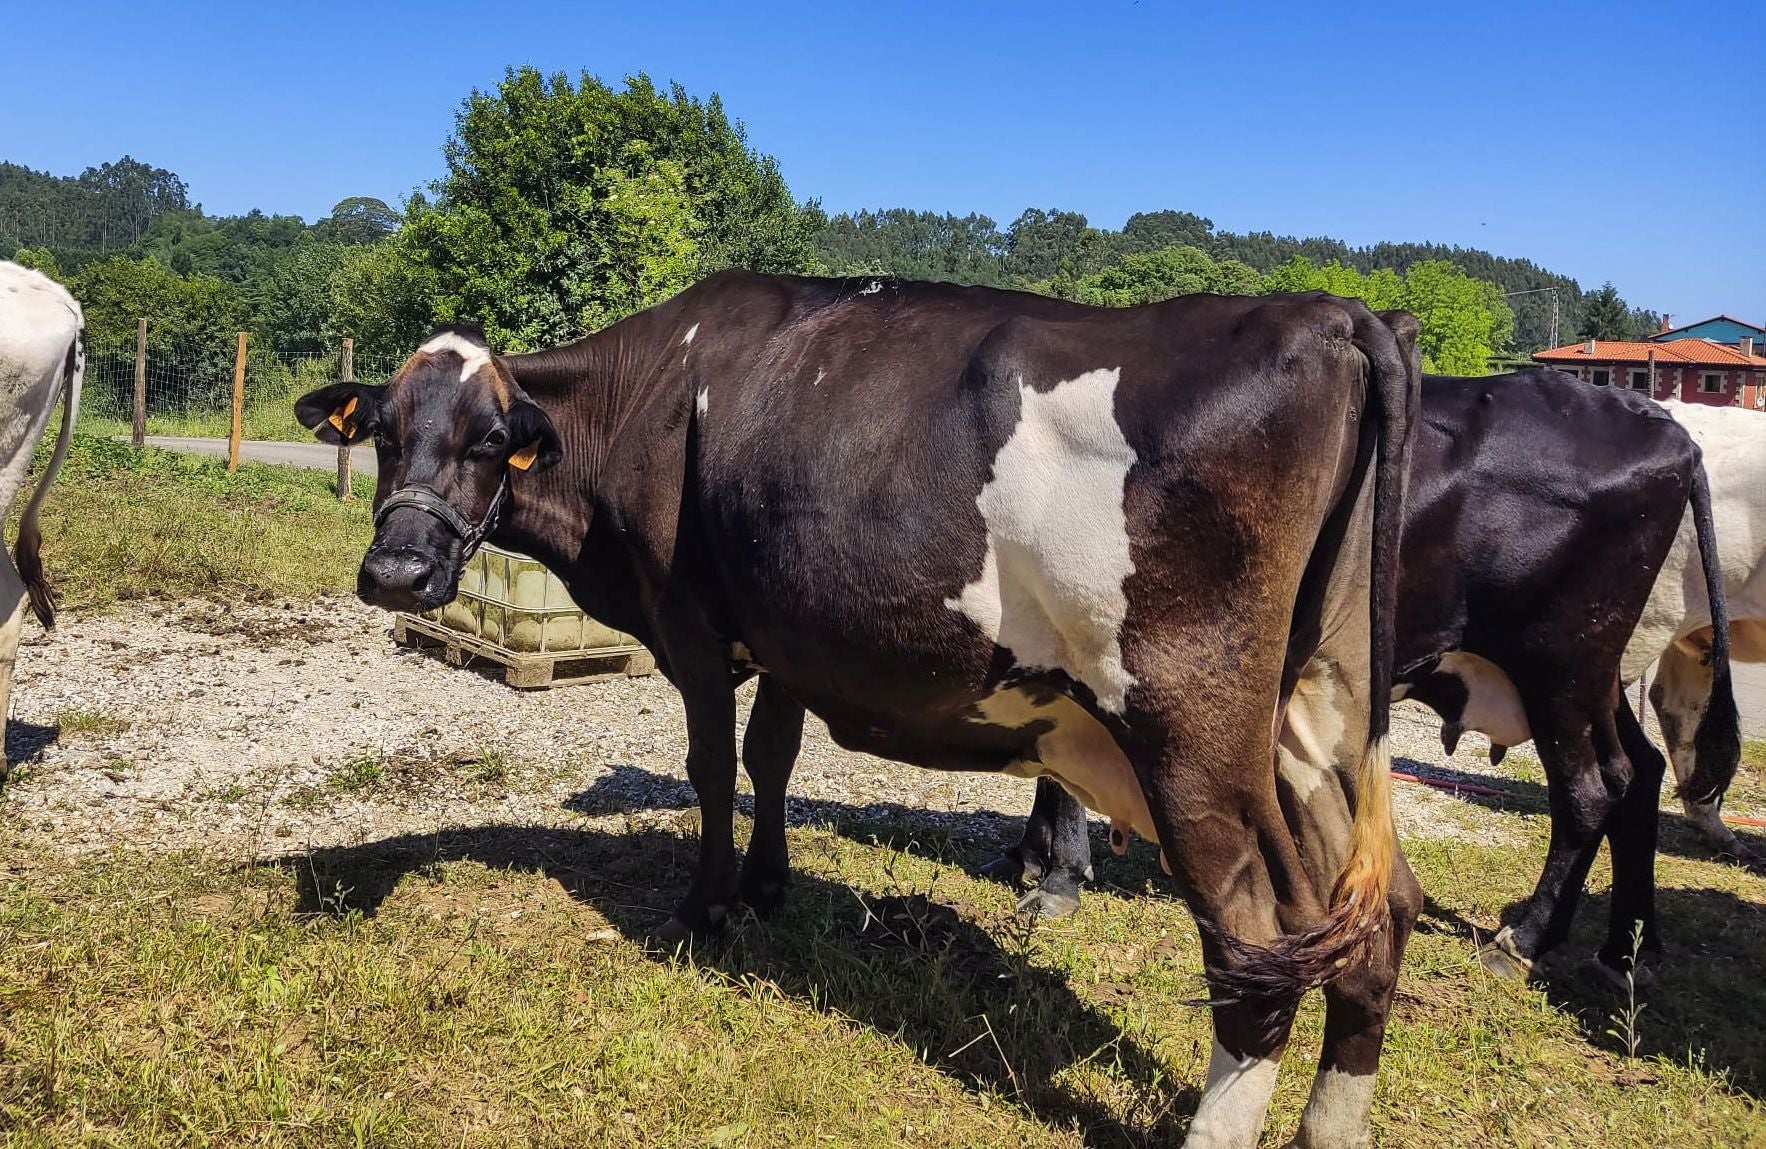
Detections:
[4, 0, 1760, 323]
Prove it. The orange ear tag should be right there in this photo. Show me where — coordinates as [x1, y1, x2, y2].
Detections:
[327, 395, 359, 436]
[508, 440, 540, 471]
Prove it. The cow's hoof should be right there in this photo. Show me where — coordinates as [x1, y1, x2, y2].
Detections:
[980, 852, 1026, 886]
[1015, 881, 1081, 920]
[648, 915, 696, 953]
[739, 871, 791, 914]
[1477, 927, 1535, 980]
[1577, 954, 1655, 993]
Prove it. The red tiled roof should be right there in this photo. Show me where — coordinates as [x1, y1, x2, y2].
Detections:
[1534, 338, 1766, 368]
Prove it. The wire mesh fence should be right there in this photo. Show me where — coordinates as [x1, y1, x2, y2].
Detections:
[78, 331, 403, 443]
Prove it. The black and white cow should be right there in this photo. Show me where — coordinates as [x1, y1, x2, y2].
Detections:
[1, 261, 83, 781]
[993, 367, 1737, 986]
[1625, 401, 1766, 866]
[301, 273, 1421, 1148]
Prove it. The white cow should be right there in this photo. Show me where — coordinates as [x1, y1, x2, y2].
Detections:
[1624, 400, 1766, 863]
[1, 261, 83, 780]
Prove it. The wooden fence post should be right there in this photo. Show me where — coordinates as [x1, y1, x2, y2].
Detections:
[228, 331, 247, 472]
[132, 318, 147, 448]
[337, 337, 354, 501]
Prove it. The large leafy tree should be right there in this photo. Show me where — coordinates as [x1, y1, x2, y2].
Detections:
[70, 256, 250, 409]
[1579, 282, 1634, 340]
[372, 67, 822, 350]
[312, 197, 401, 245]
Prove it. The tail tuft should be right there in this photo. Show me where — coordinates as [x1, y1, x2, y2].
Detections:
[1678, 461, 1739, 805]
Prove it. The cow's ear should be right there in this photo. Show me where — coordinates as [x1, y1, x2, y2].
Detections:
[295, 382, 384, 445]
[505, 399, 562, 474]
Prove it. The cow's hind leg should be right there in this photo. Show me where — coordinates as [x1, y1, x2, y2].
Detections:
[1650, 636, 1755, 864]
[984, 776, 1093, 919]
[1277, 653, 1419, 1149]
[1486, 694, 1626, 976]
[0, 554, 26, 785]
[1595, 694, 1666, 985]
[739, 675, 803, 912]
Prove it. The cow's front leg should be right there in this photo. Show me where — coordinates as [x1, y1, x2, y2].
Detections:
[739, 675, 804, 912]
[655, 671, 740, 945]
[984, 776, 1093, 919]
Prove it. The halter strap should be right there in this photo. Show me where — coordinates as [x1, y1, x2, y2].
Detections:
[374, 474, 509, 563]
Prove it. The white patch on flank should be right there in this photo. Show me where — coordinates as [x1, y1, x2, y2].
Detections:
[681, 323, 699, 346]
[977, 688, 1155, 844]
[1276, 666, 1347, 804]
[419, 331, 492, 383]
[696, 387, 709, 417]
[859, 279, 883, 295]
[1436, 651, 1531, 746]
[812, 368, 826, 387]
[1295, 1067, 1378, 1149]
[945, 367, 1138, 713]
[1186, 1040, 1282, 1149]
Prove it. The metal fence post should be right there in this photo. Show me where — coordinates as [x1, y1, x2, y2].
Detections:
[337, 336, 355, 501]
[132, 317, 147, 448]
[228, 331, 247, 471]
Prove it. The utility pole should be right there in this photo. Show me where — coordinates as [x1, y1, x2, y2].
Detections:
[1504, 287, 1561, 351]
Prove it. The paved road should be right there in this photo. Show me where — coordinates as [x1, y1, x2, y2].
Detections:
[135, 435, 1766, 737]
[142, 436, 377, 477]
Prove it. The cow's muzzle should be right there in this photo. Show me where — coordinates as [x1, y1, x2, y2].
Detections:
[358, 479, 508, 612]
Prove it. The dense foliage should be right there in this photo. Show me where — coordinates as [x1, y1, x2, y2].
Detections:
[1, 72, 1662, 373]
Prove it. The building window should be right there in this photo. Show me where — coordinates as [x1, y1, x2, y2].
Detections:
[1701, 372, 1725, 393]
[1629, 369, 1651, 390]
[1592, 368, 1611, 387]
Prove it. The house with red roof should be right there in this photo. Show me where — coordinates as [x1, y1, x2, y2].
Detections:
[1649, 314, 1766, 348]
[1533, 336, 1766, 408]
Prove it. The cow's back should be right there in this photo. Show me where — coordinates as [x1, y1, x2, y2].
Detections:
[0, 263, 82, 516]
[680, 275, 1369, 734]
[1403, 370, 1697, 681]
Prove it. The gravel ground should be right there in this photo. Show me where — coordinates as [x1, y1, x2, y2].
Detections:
[2, 599, 1527, 865]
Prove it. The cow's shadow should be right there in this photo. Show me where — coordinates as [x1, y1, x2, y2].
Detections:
[282, 822, 1199, 1146]
[1527, 886, 1766, 1099]
[2, 719, 58, 780]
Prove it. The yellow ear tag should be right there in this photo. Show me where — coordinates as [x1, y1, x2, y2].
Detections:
[327, 395, 359, 436]
[508, 440, 540, 471]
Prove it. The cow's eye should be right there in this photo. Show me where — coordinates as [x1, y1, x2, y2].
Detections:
[475, 428, 508, 456]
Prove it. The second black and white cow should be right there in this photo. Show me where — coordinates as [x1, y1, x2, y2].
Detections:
[301, 272, 1420, 1148]
[993, 367, 1737, 984]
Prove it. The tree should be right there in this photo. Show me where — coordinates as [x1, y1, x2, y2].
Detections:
[1579, 283, 1633, 340]
[817, 209, 1007, 284]
[70, 256, 250, 410]
[313, 197, 401, 245]
[10, 246, 61, 279]
[370, 67, 821, 350]
[1060, 245, 1259, 306]
[1005, 208, 1111, 283]
[326, 240, 440, 358]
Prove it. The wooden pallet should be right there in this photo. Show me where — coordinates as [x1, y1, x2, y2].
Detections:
[394, 614, 656, 689]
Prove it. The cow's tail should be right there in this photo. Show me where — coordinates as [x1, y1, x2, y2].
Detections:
[1210, 306, 1416, 1006]
[14, 329, 83, 630]
[1679, 458, 1739, 805]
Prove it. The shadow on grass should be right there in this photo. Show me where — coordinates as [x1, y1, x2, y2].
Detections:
[279, 822, 1200, 1146]
[1533, 886, 1766, 1099]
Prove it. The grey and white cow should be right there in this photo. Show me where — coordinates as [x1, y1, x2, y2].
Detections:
[0, 261, 83, 780]
[1626, 400, 1766, 865]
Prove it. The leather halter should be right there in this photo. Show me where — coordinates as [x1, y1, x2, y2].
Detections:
[373, 473, 509, 563]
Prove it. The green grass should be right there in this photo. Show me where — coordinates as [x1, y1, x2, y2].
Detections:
[8, 435, 374, 610]
[328, 751, 388, 794]
[0, 811, 1760, 1147]
[50, 708, 127, 739]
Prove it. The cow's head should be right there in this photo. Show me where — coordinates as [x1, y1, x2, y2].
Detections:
[295, 326, 561, 612]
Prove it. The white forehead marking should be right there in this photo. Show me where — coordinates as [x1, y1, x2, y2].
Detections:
[681, 323, 699, 346]
[944, 367, 1137, 712]
[696, 386, 709, 417]
[419, 331, 493, 383]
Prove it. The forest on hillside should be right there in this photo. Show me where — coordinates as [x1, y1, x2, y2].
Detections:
[1, 68, 1657, 379]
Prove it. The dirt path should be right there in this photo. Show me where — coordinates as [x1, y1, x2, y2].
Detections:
[3, 600, 1526, 864]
